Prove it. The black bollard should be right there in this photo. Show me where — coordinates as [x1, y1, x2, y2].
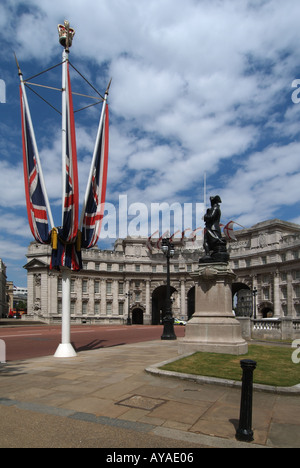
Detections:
[236, 359, 257, 442]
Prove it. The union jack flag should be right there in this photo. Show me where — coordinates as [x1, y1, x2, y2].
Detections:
[50, 61, 81, 271]
[81, 104, 109, 248]
[20, 87, 50, 244]
[61, 62, 79, 244]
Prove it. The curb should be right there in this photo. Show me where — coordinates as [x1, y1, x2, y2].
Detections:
[145, 354, 300, 395]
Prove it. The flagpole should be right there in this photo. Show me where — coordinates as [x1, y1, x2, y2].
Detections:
[16, 56, 55, 230]
[54, 20, 77, 359]
[61, 48, 68, 225]
[79, 79, 111, 231]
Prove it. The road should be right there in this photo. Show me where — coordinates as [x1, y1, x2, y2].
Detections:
[0, 323, 185, 361]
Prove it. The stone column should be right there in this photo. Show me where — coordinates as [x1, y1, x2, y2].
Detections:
[273, 270, 280, 318]
[100, 280, 106, 315]
[145, 281, 151, 323]
[180, 280, 186, 319]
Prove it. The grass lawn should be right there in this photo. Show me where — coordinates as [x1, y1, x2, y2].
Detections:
[160, 344, 300, 387]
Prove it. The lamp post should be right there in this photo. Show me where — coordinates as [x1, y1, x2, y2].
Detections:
[125, 291, 132, 325]
[161, 238, 177, 340]
[252, 287, 257, 320]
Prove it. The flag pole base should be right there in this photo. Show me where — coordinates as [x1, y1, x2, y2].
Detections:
[54, 343, 77, 358]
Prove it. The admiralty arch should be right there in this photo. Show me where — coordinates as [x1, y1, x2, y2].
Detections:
[24, 219, 300, 325]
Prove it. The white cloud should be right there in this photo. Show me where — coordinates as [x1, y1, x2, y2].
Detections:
[1, 0, 300, 285]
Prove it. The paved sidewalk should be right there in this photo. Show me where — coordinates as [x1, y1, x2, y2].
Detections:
[0, 340, 299, 448]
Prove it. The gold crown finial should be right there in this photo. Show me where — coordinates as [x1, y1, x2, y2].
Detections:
[57, 20, 75, 51]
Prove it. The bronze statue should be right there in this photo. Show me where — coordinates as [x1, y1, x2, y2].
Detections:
[200, 195, 229, 264]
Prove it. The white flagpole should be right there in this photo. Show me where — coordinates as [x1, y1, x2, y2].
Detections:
[54, 21, 77, 359]
[79, 79, 111, 231]
[16, 56, 55, 230]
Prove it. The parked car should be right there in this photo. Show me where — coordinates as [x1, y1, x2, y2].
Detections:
[174, 317, 187, 326]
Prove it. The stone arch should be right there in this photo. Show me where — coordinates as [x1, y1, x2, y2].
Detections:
[259, 301, 274, 318]
[131, 308, 144, 324]
[232, 282, 253, 317]
[187, 286, 195, 320]
[152, 285, 177, 325]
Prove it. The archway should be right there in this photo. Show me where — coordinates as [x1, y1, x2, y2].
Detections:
[259, 301, 274, 318]
[132, 308, 144, 324]
[187, 287, 195, 320]
[232, 283, 252, 317]
[152, 285, 177, 325]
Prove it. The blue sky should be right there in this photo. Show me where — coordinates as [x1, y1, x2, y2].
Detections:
[1, 0, 300, 287]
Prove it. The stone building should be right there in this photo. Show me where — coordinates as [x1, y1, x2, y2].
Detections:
[230, 219, 300, 319]
[24, 219, 300, 326]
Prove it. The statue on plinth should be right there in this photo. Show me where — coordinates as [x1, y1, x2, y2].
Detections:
[200, 195, 229, 264]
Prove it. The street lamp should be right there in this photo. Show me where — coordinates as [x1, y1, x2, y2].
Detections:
[252, 287, 257, 320]
[161, 238, 177, 340]
[125, 291, 132, 325]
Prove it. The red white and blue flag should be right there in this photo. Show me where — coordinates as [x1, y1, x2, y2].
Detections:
[61, 62, 79, 244]
[81, 104, 109, 249]
[20, 86, 50, 244]
[51, 62, 81, 271]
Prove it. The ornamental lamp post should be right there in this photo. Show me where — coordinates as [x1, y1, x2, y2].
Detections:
[161, 238, 177, 340]
[125, 291, 132, 325]
[252, 287, 258, 320]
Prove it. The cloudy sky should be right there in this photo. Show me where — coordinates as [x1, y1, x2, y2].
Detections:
[1, 0, 300, 286]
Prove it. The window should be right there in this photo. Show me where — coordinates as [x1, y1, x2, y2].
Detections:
[294, 270, 300, 280]
[119, 282, 124, 295]
[95, 262, 100, 271]
[263, 287, 270, 300]
[107, 264, 112, 272]
[187, 265, 192, 272]
[119, 264, 124, 272]
[282, 304, 288, 316]
[135, 292, 141, 302]
[82, 280, 88, 294]
[281, 287, 287, 299]
[82, 302, 87, 314]
[95, 281, 100, 294]
[294, 285, 300, 298]
[281, 272, 287, 282]
[57, 299, 62, 314]
[118, 302, 124, 316]
[94, 302, 100, 315]
[58, 278, 62, 293]
[262, 275, 270, 284]
[71, 279, 75, 293]
[135, 265, 140, 272]
[106, 282, 112, 295]
[106, 302, 112, 314]
[152, 266, 156, 273]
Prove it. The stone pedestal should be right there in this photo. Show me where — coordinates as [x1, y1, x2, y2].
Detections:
[178, 263, 248, 355]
